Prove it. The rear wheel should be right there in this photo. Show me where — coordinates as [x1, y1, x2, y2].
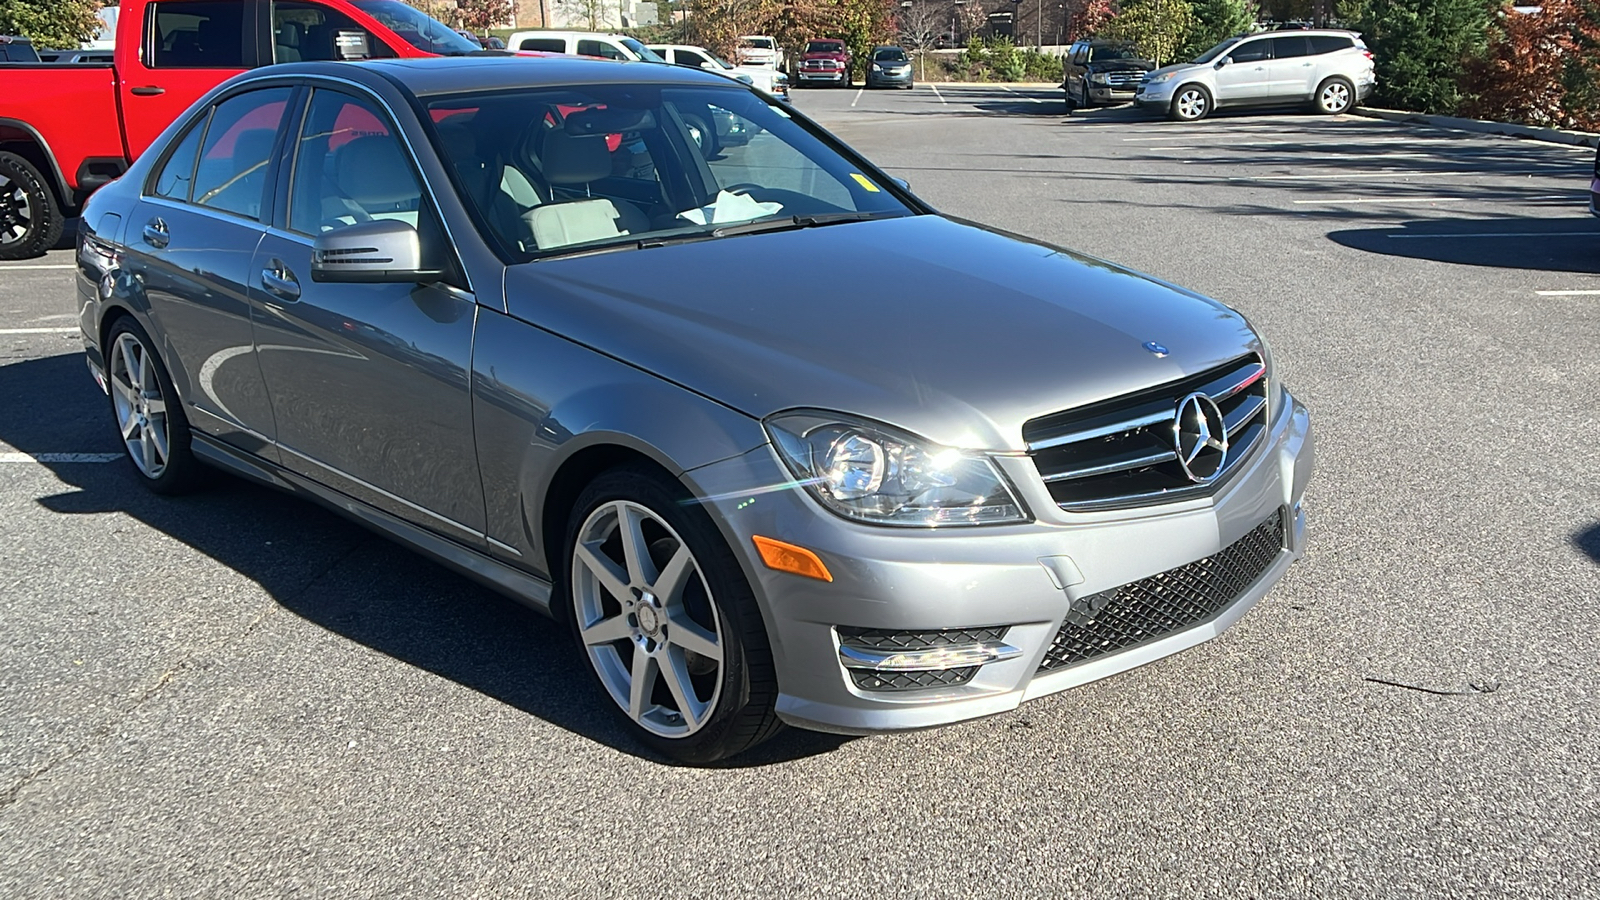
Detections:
[105, 317, 205, 494]
[1169, 84, 1212, 122]
[0, 151, 66, 261]
[1315, 76, 1355, 115]
[564, 466, 782, 763]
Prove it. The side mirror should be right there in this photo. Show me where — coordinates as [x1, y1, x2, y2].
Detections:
[1216, 57, 1231, 68]
[311, 220, 439, 283]
[891, 177, 911, 192]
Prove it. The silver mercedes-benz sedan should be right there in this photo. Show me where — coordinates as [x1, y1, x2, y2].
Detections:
[75, 56, 1313, 762]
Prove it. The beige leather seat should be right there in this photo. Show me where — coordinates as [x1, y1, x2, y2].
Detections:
[526, 131, 647, 250]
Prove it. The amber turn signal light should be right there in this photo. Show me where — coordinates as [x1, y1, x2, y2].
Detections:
[752, 535, 833, 582]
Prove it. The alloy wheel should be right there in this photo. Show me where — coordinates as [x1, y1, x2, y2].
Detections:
[108, 332, 171, 479]
[571, 499, 725, 738]
[1321, 82, 1352, 113]
[0, 172, 32, 247]
[1176, 88, 1208, 121]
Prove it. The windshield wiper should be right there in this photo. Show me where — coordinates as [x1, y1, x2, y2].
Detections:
[711, 211, 900, 238]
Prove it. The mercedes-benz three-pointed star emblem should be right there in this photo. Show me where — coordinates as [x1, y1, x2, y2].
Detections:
[1173, 392, 1228, 483]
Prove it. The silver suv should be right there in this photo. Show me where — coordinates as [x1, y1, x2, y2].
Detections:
[1137, 30, 1375, 122]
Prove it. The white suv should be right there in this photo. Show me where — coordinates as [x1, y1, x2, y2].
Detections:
[1136, 30, 1375, 122]
[506, 30, 665, 62]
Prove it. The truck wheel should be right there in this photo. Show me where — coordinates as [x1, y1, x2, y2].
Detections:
[0, 151, 66, 261]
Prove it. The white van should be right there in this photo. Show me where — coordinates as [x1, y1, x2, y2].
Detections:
[506, 30, 666, 62]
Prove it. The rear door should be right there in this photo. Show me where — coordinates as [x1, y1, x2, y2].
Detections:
[1213, 37, 1272, 104]
[120, 85, 292, 455]
[1266, 35, 1315, 99]
[120, 0, 261, 159]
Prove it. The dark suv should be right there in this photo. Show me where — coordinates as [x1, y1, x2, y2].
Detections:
[1063, 39, 1154, 109]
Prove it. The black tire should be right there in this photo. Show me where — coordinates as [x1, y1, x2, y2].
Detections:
[563, 465, 783, 764]
[1168, 84, 1212, 122]
[104, 316, 207, 494]
[1063, 84, 1077, 112]
[680, 113, 717, 161]
[1314, 76, 1355, 115]
[0, 150, 66, 261]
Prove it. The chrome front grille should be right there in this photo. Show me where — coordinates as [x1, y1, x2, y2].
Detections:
[1104, 71, 1142, 86]
[1024, 354, 1268, 511]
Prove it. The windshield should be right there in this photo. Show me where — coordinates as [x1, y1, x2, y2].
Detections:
[705, 50, 735, 69]
[1089, 46, 1138, 61]
[352, 0, 480, 55]
[426, 84, 914, 261]
[874, 49, 906, 61]
[806, 41, 843, 54]
[1192, 37, 1241, 64]
[620, 38, 665, 62]
[743, 38, 773, 49]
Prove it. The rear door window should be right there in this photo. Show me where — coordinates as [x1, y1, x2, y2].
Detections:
[190, 88, 293, 220]
[149, 0, 248, 68]
[1269, 36, 1311, 59]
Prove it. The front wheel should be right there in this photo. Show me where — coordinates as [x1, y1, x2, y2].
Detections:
[565, 466, 782, 763]
[1169, 84, 1212, 122]
[1315, 76, 1355, 115]
[0, 150, 66, 261]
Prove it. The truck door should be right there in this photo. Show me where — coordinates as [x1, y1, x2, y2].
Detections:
[119, 0, 261, 159]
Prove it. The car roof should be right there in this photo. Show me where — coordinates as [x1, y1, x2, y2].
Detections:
[246, 56, 737, 98]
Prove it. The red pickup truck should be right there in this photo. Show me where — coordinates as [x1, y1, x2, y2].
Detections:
[0, 0, 485, 259]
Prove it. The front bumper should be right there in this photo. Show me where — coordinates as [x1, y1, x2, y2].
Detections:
[684, 392, 1315, 735]
[868, 69, 913, 87]
[1088, 85, 1137, 103]
[1590, 178, 1600, 216]
[798, 70, 847, 84]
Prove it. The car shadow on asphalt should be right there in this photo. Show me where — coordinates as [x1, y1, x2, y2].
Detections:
[1576, 523, 1600, 565]
[1326, 217, 1600, 273]
[3, 351, 854, 768]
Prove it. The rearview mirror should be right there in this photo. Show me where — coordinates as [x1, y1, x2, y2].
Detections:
[311, 220, 439, 283]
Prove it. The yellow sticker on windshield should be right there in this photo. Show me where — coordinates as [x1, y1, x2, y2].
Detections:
[850, 173, 881, 193]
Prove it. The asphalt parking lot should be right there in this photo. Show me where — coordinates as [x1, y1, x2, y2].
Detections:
[3, 84, 1597, 897]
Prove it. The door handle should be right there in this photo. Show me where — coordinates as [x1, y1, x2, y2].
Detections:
[261, 260, 301, 301]
[141, 219, 168, 249]
[130, 86, 166, 96]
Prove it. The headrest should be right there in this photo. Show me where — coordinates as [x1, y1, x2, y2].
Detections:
[335, 136, 419, 206]
[541, 131, 610, 185]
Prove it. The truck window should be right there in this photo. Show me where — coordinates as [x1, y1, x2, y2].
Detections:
[519, 38, 564, 52]
[149, 1, 248, 68]
[191, 88, 293, 220]
[272, 0, 394, 62]
[577, 39, 627, 60]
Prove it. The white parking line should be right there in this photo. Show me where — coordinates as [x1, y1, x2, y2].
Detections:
[851, 87, 864, 107]
[1002, 86, 1043, 103]
[0, 264, 76, 270]
[1534, 289, 1600, 296]
[1388, 231, 1600, 239]
[0, 327, 78, 334]
[1291, 197, 1466, 204]
[929, 84, 946, 105]
[0, 452, 121, 464]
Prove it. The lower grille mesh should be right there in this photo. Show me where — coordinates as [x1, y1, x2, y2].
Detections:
[850, 667, 978, 691]
[1037, 509, 1285, 673]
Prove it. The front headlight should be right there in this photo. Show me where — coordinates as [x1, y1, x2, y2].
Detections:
[1145, 71, 1177, 84]
[765, 411, 1028, 527]
[872, 64, 883, 72]
[1089, 72, 1109, 84]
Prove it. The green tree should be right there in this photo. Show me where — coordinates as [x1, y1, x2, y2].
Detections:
[0, 0, 102, 50]
[1347, 0, 1497, 114]
[1105, 0, 1196, 65]
[1183, 0, 1253, 59]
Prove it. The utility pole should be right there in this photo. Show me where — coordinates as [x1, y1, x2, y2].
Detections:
[1036, 0, 1041, 48]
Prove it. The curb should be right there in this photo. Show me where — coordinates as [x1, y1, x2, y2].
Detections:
[918, 81, 1059, 89]
[1352, 107, 1600, 149]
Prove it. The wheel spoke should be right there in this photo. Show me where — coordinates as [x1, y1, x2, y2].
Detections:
[148, 417, 169, 463]
[575, 540, 632, 605]
[140, 430, 157, 472]
[616, 504, 658, 585]
[668, 612, 722, 665]
[120, 409, 140, 439]
[580, 612, 633, 647]
[628, 650, 659, 722]
[651, 544, 694, 606]
[661, 649, 705, 729]
[143, 395, 166, 417]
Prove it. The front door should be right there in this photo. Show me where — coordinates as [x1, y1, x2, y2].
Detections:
[1213, 37, 1273, 104]
[249, 86, 486, 543]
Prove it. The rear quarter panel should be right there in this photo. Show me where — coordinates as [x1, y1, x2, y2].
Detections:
[0, 65, 124, 196]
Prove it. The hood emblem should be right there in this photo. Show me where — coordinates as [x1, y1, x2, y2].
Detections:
[1142, 341, 1170, 357]
[1173, 392, 1229, 483]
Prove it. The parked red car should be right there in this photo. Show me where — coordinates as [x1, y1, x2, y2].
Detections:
[796, 38, 852, 88]
[0, 0, 488, 259]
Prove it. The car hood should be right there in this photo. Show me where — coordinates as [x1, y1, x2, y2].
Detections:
[802, 52, 848, 60]
[502, 216, 1261, 452]
[1147, 61, 1205, 79]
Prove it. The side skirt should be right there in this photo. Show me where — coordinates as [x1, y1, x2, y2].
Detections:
[191, 433, 555, 617]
